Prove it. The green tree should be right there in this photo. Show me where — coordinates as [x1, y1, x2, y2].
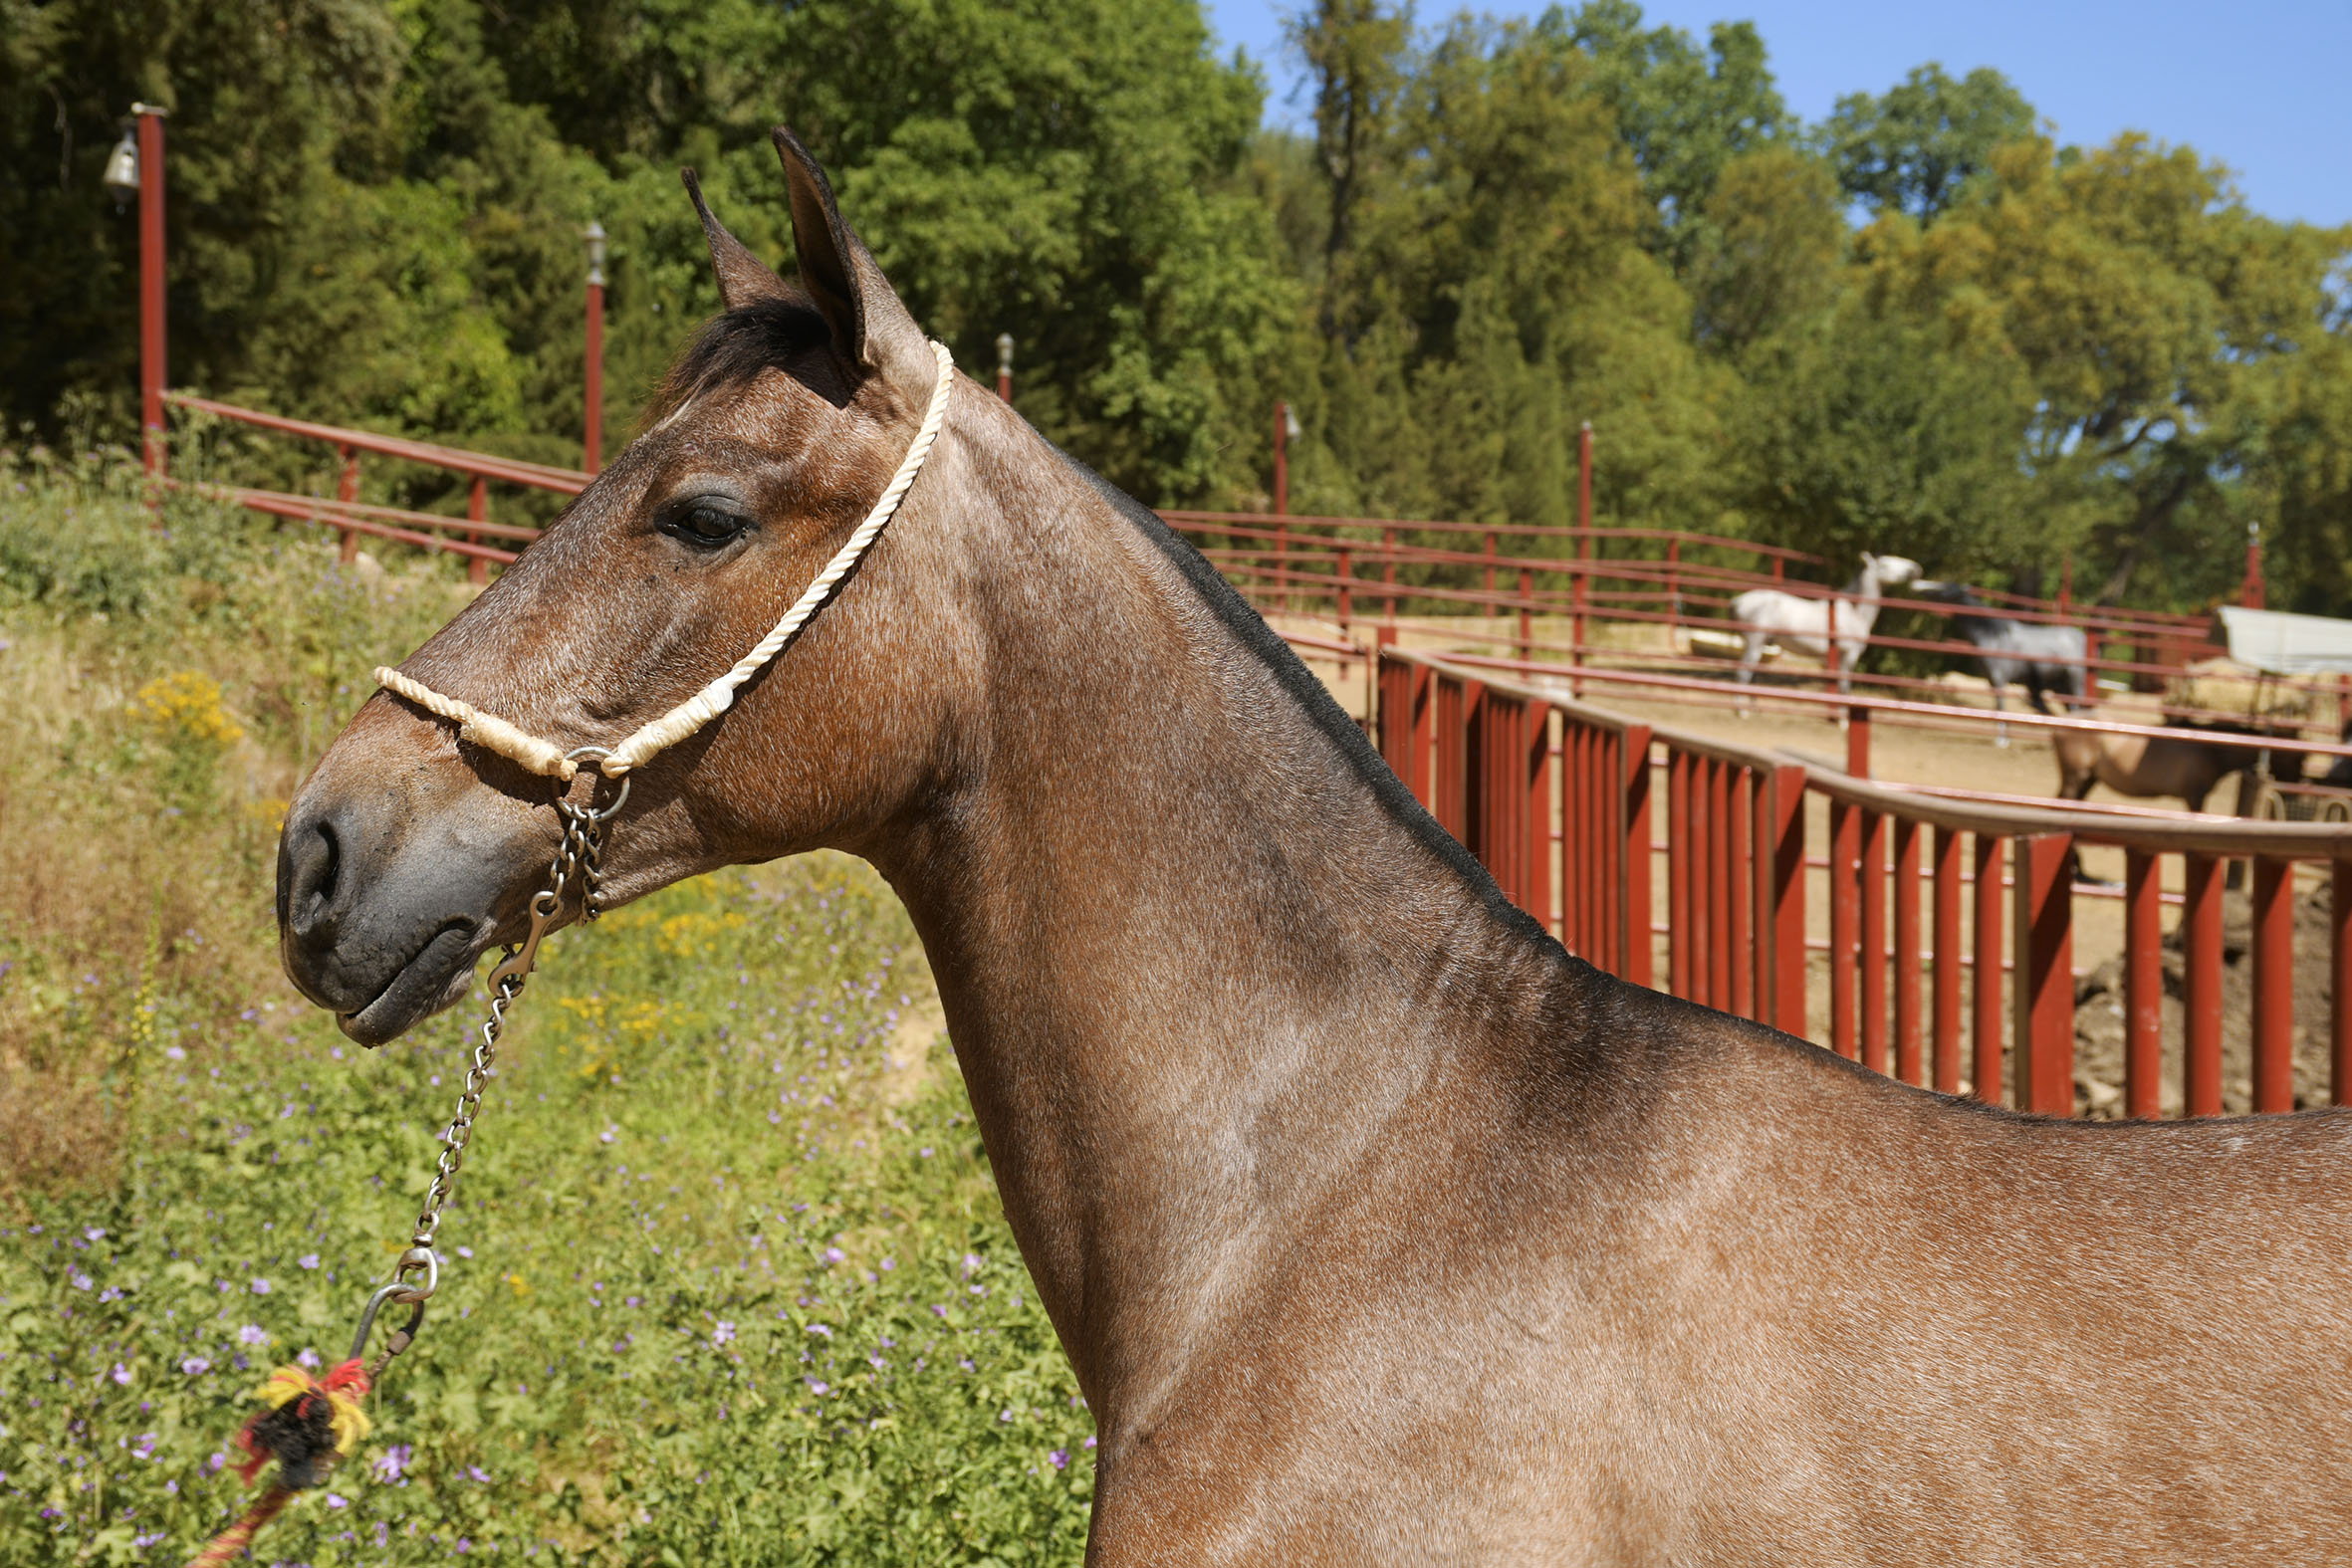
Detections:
[1294, 14, 1729, 533]
[1732, 302, 2035, 574]
[1821, 64, 2036, 220]
[1546, 0, 1791, 262]
[1864, 134, 2350, 605]
[1686, 144, 1844, 355]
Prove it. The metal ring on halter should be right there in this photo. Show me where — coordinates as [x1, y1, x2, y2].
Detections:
[562, 747, 631, 820]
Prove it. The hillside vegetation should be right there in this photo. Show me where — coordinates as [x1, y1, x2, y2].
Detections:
[6, 0, 2348, 610]
[0, 458, 1093, 1562]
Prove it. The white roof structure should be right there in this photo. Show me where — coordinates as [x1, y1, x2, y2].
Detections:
[2215, 605, 2352, 676]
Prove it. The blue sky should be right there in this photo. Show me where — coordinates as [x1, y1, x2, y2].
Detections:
[1203, 0, 2352, 227]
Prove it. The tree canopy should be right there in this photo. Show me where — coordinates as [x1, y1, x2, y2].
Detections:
[4, 0, 2347, 610]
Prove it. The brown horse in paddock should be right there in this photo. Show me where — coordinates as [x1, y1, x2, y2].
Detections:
[278, 130, 2352, 1564]
[2052, 715, 2276, 813]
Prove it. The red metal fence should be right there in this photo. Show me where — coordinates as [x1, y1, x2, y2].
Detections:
[165, 395, 2350, 777]
[1378, 643, 2352, 1118]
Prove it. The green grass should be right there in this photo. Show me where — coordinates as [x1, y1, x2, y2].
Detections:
[0, 448, 1093, 1563]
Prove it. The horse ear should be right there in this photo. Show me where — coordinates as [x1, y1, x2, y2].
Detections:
[681, 169, 794, 311]
[770, 127, 930, 389]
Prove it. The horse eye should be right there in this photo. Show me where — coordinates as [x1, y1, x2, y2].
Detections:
[669, 503, 748, 547]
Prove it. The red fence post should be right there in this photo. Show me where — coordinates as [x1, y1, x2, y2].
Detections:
[2184, 852, 2224, 1116]
[1972, 833, 2004, 1102]
[1338, 545, 1354, 634]
[2335, 858, 2352, 1106]
[1382, 525, 1398, 627]
[1621, 726, 1655, 990]
[1483, 531, 1498, 618]
[1573, 422, 1591, 697]
[1769, 765, 1807, 1037]
[1893, 817, 1922, 1084]
[1518, 566, 1533, 661]
[2003, 831, 2079, 1114]
[2012, 832, 2076, 1115]
[2124, 849, 2163, 1119]
[465, 474, 490, 586]
[335, 443, 359, 563]
[137, 106, 168, 482]
[1931, 825, 1963, 1093]
[2251, 856, 2295, 1112]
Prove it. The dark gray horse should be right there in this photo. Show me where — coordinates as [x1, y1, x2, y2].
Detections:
[1916, 580, 2089, 741]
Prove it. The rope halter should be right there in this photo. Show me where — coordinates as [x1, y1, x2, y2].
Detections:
[374, 338, 956, 782]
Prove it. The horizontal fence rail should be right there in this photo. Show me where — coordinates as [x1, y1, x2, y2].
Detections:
[1376, 644, 2352, 1120]
[166, 397, 2350, 761]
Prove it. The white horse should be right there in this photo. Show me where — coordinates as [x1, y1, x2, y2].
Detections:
[1730, 553, 1923, 696]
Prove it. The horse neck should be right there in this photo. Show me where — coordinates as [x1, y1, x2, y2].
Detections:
[1840, 565, 1888, 634]
[865, 410, 1572, 1413]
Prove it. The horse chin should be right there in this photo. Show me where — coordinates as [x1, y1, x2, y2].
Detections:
[332, 920, 492, 1048]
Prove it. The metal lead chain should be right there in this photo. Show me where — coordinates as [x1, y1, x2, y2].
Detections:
[385, 748, 628, 1318]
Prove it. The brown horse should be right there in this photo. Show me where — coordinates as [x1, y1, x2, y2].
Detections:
[2052, 716, 2266, 813]
[279, 131, 2352, 1563]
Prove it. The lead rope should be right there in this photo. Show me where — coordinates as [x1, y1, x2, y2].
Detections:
[374, 339, 955, 782]
[187, 769, 622, 1566]
[188, 343, 951, 1564]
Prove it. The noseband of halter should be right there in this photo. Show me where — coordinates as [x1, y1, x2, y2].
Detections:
[373, 339, 955, 782]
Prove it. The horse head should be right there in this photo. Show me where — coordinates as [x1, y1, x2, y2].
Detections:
[276, 129, 976, 1045]
[1861, 553, 1924, 590]
[1911, 580, 1986, 608]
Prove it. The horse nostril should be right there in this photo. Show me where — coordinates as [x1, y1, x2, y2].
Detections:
[279, 813, 344, 940]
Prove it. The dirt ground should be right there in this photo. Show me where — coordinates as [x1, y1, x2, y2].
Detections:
[1275, 613, 2335, 1117]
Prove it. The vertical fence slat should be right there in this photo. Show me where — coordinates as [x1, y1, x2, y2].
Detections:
[1578, 725, 1599, 960]
[1830, 800, 1858, 1060]
[1932, 825, 1963, 1094]
[1668, 753, 1692, 1000]
[1408, 664, 1432, 807]
[1973, 833, 2005, 1103]
[1749, 765, 1774, 1025]
[2336, 858, 2352, 1107]
[1769, 765, 1807, 1038]
[2124, 849, 2163, 1120]
[1730, 769, 1754, 1022]
[1860, 808, 1888, 1076]
[1707, 759, 1732, 1009]
[2251, 856, 2295, 1114]
[2013, 832, 2076, 1116]
[1597, 730, 1619, 973]
[1893, 817, 1922, 1085]
[1525, 702, 1552, 937]
[2184, 852, 2224, 1117]
[1622, 728, 1654, 990]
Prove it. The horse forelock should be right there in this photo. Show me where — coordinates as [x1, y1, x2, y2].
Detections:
[643, 297, 841, 431]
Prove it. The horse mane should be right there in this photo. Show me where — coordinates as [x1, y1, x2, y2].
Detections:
[1053, 445, 1556, 951]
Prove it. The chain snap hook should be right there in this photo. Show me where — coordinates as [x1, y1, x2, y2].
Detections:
[350, 1280, 428, 1369]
